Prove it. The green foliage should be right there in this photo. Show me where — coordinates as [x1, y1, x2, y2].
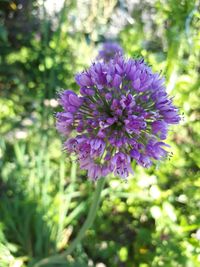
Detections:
[0, 0, 200, 266]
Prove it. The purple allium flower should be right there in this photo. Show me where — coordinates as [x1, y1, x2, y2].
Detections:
[56, 55, 180, 180]
[97, 42, 124, 62]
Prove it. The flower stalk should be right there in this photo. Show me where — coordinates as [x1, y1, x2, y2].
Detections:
[34, 177, 106, 267]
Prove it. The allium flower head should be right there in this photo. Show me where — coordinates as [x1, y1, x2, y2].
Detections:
[97, 41, 123, 61]
[56, 55, 180, 180]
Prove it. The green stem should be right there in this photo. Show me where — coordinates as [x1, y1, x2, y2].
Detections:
[33, 177, 106, 267]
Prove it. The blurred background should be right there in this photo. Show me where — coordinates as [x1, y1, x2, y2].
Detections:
[0, 0, 200, 266]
